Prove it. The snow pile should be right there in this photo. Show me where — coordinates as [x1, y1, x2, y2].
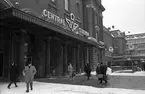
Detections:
[113, 70, 132, 73]
[106, 67, 112, 74]
[110, 71, 145, 76]
[0, 81, 145, 94]
[133, 71, 145, 76]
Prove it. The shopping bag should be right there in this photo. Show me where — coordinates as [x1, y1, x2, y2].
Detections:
[98, 74, 103, 78]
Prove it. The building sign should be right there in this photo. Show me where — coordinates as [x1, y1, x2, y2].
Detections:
[42, 9, 66, 27]
[65, 13, 78, 32]
[41, 9, 90, 37]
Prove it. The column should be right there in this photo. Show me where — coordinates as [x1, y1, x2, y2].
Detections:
[73, 48, 76, 72]
[60, 45, 63, 76]
[77, 44, 80, 73]
[86, 47, 89, 63]
[19, 31, 25, 75]
[64, 44, 68, 75]
[45, 37, 51, 77]
[86, 4, 93, 37]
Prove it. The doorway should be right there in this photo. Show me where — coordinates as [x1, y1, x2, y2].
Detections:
[0, 52, 3, 77]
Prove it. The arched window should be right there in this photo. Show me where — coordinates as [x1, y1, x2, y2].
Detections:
[65, 0, 69, 11]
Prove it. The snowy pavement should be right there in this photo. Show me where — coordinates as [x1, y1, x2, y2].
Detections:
[0, 70, 145, 94]
[0, 81, 145, 94]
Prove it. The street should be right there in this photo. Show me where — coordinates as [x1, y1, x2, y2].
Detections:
[0, 71, 145, 94]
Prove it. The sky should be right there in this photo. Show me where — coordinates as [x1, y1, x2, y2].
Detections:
[102, 0, 145, 35]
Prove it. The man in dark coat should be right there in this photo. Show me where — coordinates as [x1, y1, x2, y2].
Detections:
[97, 62, 108, 84]
[96, 63, 102, 82]
[84, 63, 91, 80]
[7, 62, 19, 89]
[102, 62, 108, 84]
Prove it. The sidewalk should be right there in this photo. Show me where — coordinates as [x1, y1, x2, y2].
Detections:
[35, 75, 109, 88]
[0, 79, 145, 94]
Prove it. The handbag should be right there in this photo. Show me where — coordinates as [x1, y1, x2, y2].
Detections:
[98, 74, 103, 78]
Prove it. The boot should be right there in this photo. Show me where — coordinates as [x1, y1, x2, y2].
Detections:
[26, 90, 29, 93]
[30, 83, 33, 90]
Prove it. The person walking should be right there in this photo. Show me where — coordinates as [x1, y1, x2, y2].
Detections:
[68, 63, 74, 80]
[99, 62, 105, 84]
[84, 63, 91, 80]
[102, 62, 108, 84]
[7, 62, 19, 89]
[23, 61, 37, 93]
[96, 63, 102, 83]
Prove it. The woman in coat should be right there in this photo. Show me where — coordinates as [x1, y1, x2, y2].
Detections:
[68, 63, 74, 80]
[84, 63, 91, 80]
[7, 62, 19, 89]
[23, 61, 37, 93]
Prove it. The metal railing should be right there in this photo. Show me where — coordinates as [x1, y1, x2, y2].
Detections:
[111, 66, 138, 72]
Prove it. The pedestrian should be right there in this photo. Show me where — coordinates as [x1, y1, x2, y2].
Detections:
[103, 62, 108, 84]
[7, 62, 19, 89]
[84, 63, 91, 80]
[99, 62, 106, 84]
[68, 63, 74, 80]
[23, 61, 37, 93]
[96, 63, 102, 83]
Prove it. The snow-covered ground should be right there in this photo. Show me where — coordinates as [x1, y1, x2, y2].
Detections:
[90, 67, 145, 76]
[0, 70, 145, 94]
[0, 81, 145, 94]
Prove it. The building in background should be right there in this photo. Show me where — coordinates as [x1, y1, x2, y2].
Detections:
[110, 30, 127, 66]
[83, 0, 105, 69]
[126, 33, 145, 69]
[0, 0, 105, 78]
[103, 26, 113, 67]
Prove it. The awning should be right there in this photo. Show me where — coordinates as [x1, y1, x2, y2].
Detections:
[0, 7, 97, 46]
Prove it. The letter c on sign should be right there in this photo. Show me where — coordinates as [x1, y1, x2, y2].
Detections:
[43, 9, 48, 17]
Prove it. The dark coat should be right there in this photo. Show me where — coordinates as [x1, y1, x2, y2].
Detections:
[9, 64, 19, 81]
[103, 65, 107, 75]
[96, 66, 101, 74]
[100, 65, 104, 74]
[84, 64, 91, 76]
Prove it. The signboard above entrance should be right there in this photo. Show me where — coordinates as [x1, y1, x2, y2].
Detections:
[42, 9, 89, 37]
[42, 9, 66, 27]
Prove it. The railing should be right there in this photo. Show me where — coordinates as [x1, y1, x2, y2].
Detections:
[113, 54, 145, 58]
[111, 66, 138, 72]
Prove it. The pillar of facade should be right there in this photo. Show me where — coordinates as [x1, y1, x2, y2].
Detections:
[45, 37, 51, 77]
[60, 44, 64, 76]
[86, 4, 93, 37]
[77, 44, 80, 73]
[19, 30, 26, 75]
[86, 47, 89, 63]
[73, 47, 76, 72]
[64, 43, 68, 75]
[3, 27, 11, 77]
